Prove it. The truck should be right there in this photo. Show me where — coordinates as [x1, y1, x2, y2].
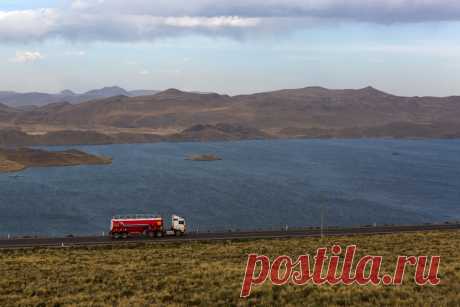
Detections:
[110, 214, 186, 239]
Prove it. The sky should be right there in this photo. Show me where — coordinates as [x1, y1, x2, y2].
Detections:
[1, 0, 460, 96]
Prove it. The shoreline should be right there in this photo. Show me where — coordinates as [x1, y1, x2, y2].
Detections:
[1, 135, 460, 148]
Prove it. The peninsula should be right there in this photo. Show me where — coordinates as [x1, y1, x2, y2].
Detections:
[0, 147, 112, 173]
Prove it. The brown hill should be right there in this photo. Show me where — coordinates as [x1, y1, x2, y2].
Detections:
[231, 86, 460, 130]
[10, 89, 233, 128]
[0, 130, 114, 146]
[0, 124, 268, 146]
[3, 86, 460, 141]
[0, 104, 20, 126]
[170, 124, 270, 141]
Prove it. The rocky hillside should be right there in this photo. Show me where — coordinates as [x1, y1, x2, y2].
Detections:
[0, 124, 269, 146]
[2, 86, 460, 142]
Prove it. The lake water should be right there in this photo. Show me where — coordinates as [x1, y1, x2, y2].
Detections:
[1, 139, 459, 236]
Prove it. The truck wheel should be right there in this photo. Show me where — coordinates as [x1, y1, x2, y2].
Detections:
[175, 230, 180, 237]
[113, 233, 120, 239]
[121, 232, 128, 239]
[155, 231, 163, 238]
[147, 231, 155, 238]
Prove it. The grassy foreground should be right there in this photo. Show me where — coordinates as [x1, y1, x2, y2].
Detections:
[0, 230, 459, 306]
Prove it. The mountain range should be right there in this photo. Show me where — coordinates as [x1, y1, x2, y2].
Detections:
[0, 86, 159, 108]
[1, 85, 460, 145]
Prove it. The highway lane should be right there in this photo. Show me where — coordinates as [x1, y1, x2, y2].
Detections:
[0, 223, 458, 249]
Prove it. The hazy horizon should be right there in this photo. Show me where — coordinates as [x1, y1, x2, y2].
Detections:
[3, 84, 460, 99]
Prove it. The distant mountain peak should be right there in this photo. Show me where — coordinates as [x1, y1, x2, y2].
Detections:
[60, 90, 75, 96]
[84, 86, 129, 96]
[153, 88, 190, 99]
[105, 86, 124, 90]
[158, 88, 185, 95]
[359, 86, 387, 95]
[0, 86, 160, 108]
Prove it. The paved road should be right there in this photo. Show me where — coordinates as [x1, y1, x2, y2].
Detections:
[0, 223, 458, 249]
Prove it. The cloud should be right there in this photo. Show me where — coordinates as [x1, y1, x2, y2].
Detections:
[9, 51, 44, 63]
[139, 69, 150, 75]
[0, 9, 58, 41]
[162, 16, 259, 28]
[0, 10, 261, 42]
[64, 50, 86, 56]
[1, 1, 460, 43]
[69, 0, 460, 22]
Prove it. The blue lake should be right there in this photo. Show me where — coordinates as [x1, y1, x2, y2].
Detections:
[1, 139, 460, 236]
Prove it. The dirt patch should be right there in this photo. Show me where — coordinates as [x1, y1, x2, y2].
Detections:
[0, 159, 26, 172]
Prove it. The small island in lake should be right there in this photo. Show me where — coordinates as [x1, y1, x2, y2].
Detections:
[185, 154, 222, 161]
[0, 147, 112, 173]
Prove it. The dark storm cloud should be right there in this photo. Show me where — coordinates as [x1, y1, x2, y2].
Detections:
[78, 0, 460, 23]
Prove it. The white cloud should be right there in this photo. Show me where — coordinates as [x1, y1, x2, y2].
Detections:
[139, 69, 150, 75]
[64, 50, 86, 56]
[67, 0, 460, 22]
[0, 9, 261, 42]
[9, 51, 44, 63]
[0, 9, 58, 41]
[1, 1, 460, 43]
[162, 16, 259, 28]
